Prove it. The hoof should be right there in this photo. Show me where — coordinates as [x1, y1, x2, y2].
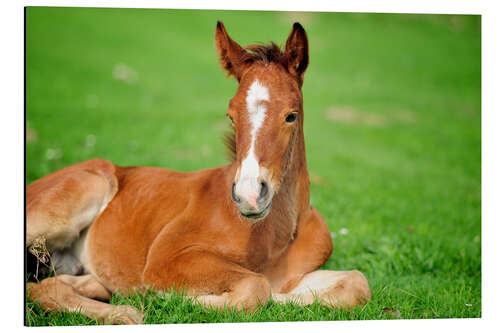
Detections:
[105, 305, 143, 325]
[321, 270, 371, 307]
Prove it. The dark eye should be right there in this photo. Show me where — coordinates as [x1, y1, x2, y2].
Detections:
[285, 113, 297, 123]
[227, 115, 234, 126]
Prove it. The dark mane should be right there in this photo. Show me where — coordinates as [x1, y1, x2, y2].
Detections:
[242, 42, 287, 66]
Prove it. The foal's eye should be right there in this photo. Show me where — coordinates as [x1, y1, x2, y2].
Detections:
[227, 115, 234, 126]
[285, 113, 297, 123]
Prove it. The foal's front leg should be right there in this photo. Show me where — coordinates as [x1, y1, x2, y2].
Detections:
[265, 207, 371, 307]
[142, 248, 272, 310]
[273, 270, 370, 307]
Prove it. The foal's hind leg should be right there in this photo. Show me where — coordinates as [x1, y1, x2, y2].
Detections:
[27, 159, 118, 251]
[27, 275, 143, 325]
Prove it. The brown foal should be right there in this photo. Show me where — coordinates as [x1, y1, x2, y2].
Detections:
[26, 21, 370, 324]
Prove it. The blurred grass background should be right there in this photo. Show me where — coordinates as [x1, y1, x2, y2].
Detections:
[26, 7, 481, 324]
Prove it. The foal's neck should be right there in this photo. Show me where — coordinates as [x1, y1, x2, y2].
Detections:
[276, 124, 310, 218]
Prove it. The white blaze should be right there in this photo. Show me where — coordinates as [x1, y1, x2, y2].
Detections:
[235, 80, 270, 202]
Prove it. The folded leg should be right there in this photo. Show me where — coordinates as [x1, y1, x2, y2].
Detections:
[143, 247, 272, 311]
[27, 158, 118, 251]
[273, 270, 370, 307]
[27, 274, 142, 325]
[264, 207, 371, 307]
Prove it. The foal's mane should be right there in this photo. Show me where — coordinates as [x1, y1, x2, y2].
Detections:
[222, 43, 287, 162]
[242, 42, 287, 66]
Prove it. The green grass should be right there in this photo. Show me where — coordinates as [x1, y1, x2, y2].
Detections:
[25, 7, 481, 325]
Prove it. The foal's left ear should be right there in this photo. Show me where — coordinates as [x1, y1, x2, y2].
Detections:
[285, 22, 309, 85]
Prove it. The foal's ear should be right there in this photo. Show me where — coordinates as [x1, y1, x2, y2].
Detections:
[285, 22, 309, 85]
[215, 21, 250, 81]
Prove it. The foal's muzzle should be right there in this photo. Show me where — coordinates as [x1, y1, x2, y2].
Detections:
[231, 180, 273, 220]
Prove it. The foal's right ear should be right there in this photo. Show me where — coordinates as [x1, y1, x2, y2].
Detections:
[215, 21, 250, 81]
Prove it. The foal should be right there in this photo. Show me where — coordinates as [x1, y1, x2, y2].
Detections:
[27, 22, 370, 324]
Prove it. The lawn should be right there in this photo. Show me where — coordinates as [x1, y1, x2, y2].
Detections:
[25, 7, 481, 325]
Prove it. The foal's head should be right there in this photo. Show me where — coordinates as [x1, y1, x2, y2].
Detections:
[215, 21, 309, 221]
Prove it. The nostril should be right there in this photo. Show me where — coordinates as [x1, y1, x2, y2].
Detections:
[259, 181, 268, 199]
[231, 182, 241, 203]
